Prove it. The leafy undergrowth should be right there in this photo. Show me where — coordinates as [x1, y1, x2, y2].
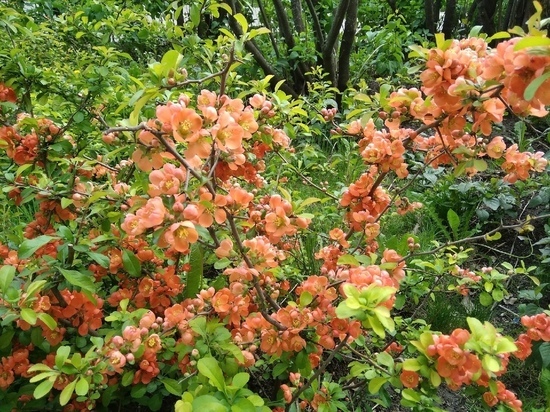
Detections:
[1, 2, 550, 412]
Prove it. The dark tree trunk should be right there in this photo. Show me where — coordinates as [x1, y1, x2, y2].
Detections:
[424, 0, 437, 33]
[442, 0, 458, 38]
[479, 0, 497, 35]
[336, 0, 358, 106]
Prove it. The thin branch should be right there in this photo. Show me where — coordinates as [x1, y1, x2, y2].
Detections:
[226, 212, 284, 326]
[256, 0, 281, 59]
[227, 0, 299, 98]
[344, 343, 392, 375]
[304, 0, 325, 55]
[374, 152, 447, 223]
[162, 47, 235, 92]
[274, 151, 339, 200]
[286, 333, 350, 410]
[435, 126, 457, 166]
[401, 213, 550, 262]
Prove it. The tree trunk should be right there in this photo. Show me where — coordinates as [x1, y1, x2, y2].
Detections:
[442, 0, 458, 38]
[479, 0, 497, 35]
[424, 0, 437, 33]
[336, 0, 358, 106]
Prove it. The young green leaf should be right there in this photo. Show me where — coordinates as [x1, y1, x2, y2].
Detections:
[18, 235, 57, 259]
[184, 244, 203, 298]
[197, 357, 226, 392]
[122, 249, 141, 277]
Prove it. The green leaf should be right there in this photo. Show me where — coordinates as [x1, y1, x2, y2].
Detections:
[161, 50, 182, 69]
[86, 251, 110, 268]
[231, 397, 257, 411]
[121, 371, 135, 386]
[299, 291, 313, 307]
[491, 288, 504, 302]
[539, 343, 550, 368]
[487, 31, 511, 42]
[482, 354, 500, 373]
[75, 377, 89, 396]
[467, 317, 485, 338]
[33, 378, 54, 399]
[161, 378, 183, 396]
[29, 371, 59, 383]
[59, 379, 76, 406]
[20, 308, 38, 325]
[60, 198, 74, 209]
[447, 209, 460, 239]
[197, 357, 226, 392]
[524, 70, 550, 101]
[273, 362, 289, 378]
[73, 112, 85, 123]
[495, 338, 517, 354]
[59, 268, 96, 293]
[479, 291, 493, 306]
[214, 257, 231, 270]
[56, 346, 71, 370]
[401, 388, 421, 403]
[28, 363, 54, 373]
[376, 352, 395, 369]
[190, 4, 201, 27]
[122, 249, 141, 277]
[484, 231, 502, 241]
[0, 329, 15, 350]
[514, 36, 550, 50]
[337, 254, 359, 266]
[18, 235, 57, 259]
[37, 313, 57, 330]
[175, 401, 193, 412]
[368, 377, 387, 394]
[0, 265, 16, 292]
[335, 302, 360, 319]
[402, 358, 421, 371]
[234, 13, 248, 33]
[184, 244, 203, 298]
[131, 384, 147, 398]
[472, 159, 487, 172]
[430, 370, 441, 387]
[540, 367, 550, 402]
[192, 395, 227, 412]
[232, 372, 249, 389]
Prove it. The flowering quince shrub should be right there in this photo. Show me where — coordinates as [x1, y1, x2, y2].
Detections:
[1, 6, 550, 412]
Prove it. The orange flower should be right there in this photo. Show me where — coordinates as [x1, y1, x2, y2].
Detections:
[136, 197, 166, 228]
[215, 239, 233, 258]
[513, 335, 532, 360]
[486, 136, 506, 159]
[441, 345, 466, 366]
[148, 163, 186, 196]
[144, 334, 162, 352]
[164, 221, 199, 253]
[276, 307, 311, 332]
[237, 109, 259, 139]
[482, 391, 498, 407]
[171, 108, 203, 143]
[0, 84, 16, 103]
[400, 370, 420, 389]
[260, 329, 282, 356]
[329, 228, 349, 248]
[108, 350, 127, 373]
[212, 288, 234, 314]
[212, 112, 244, 151]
